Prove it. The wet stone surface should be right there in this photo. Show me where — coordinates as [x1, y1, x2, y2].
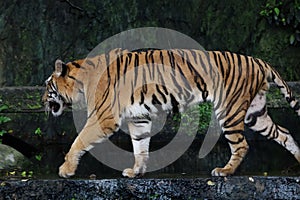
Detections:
[0, 177, 300, 199]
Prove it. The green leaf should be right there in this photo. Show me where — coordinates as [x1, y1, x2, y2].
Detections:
[21, 171, 27, 177]
[290, 34, 296, 45]
[0, 116, 11, 124]
[34, 127, 42, 136]
[0, 130, 7, 136]
[274, 7, 280, 16]
[0, 105, 8, 112]
[35, 154, 42, 161]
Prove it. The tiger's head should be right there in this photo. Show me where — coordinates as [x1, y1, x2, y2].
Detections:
[43, 59, 84, 117]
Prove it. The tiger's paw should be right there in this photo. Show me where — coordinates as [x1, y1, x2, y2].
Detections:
[122, 168, 143, 178]
[58, 161, 76, 178]
[211, 167, 234, 177]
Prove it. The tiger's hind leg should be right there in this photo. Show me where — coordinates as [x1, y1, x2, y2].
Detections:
[245, 91, 300, 162]
[211, 107, 249, 176]
[211, 127, 249, 176]
[122, 119, 151, 178]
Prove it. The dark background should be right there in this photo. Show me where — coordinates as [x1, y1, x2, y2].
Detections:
[0, 0, 299, 86]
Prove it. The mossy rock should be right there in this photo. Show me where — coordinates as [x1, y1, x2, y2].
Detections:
[0, 144, 30, 170]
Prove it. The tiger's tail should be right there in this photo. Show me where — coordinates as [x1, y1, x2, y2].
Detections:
[268, 65, 300, 116]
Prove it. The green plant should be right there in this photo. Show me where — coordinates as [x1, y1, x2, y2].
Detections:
[34, 127, 42, 137]
[260, 0, 300, 45]
[21, 171, 33, 178]
[35, 154, 42, 161]
[172, 103, 212, 136]
[0, 104, 11, 143]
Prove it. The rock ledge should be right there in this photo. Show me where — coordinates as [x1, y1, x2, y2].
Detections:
[0, 177, 299, 199]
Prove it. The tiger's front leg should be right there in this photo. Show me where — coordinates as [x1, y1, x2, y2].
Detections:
[59, 118, 109, 178]
[59, 136, 85, 178]
[122, 119, 152, 178]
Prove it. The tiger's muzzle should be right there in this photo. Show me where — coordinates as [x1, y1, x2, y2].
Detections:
[43, 91, 70, 117]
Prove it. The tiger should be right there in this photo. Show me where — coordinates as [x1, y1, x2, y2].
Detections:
[43, 48, 300, 178]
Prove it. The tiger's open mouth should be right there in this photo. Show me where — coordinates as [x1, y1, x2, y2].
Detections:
[45, 99, 65, 117]
[47, 100, 72, 116]
[49, 101, 61, 113]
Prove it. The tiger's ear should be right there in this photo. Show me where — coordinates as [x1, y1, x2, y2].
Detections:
[55, 59, 67, 77]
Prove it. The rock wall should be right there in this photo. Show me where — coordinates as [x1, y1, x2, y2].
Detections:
[0, 0, 299, 86]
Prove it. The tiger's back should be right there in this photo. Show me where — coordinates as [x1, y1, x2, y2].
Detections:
[104, 50, 271, 129]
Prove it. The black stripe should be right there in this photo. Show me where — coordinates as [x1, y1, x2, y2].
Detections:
[111, 78, 118, 108]
[159, 51, 164, 68]
[130, 81, 134, 105]
[134, 53, 139, 86]
[144, 104, 150, 111]
[237, 54, 242, 76]
[202, 90, 209, 102]
[286, 96, 295, 103]
[67, 75, 76, 80]
[226, 135, 245, 145]
[226, 53, 236, 97]
[61, 63, 68, 77]
[244, 56, 250, 88]
[204, 51, 215, 77]
[216, 52, 225, 78]
[265, 124, 275, 139]
[168, 51, 175, 69]
[170, 93, 179, 113]
[67, 75, 84, 88]
[140, 91, 144, 105]
[127, 53, 132, 64]
[223, 130, 244, 135]
[97, 105, 112, 122]
[185, 53, 208, 98]
[198, 51, 208, 75]
[176, 49, 186, 63]
[171, 73, 183, 95]
[214, 87, 223, 111]
[190, 50, 198, 64]
[234, 146, 248, 154]
[124, 54, 130, 74]
[72, 62, 82, 68]
[142, 66, 147, 93]
[175, 62, 184, 77]
[223, 52, 232, 84]
[156, 85, 167, 104]
[123, 56, 129, 84]
[116, 56, 121, 82]
[224, 116, 244, 129]
[293, 101, 300, 111]
[50, 81, 58, 92]
[255, 127, 268, 134]
[152, 94, 162, 105]
[102, 67, 111, 99]
[249, 58, 255, 95]
[246, 106, 267, 127]
[132, 136, 148, 141]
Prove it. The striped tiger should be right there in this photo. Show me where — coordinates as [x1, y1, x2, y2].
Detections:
[43, 48, 300, 178]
